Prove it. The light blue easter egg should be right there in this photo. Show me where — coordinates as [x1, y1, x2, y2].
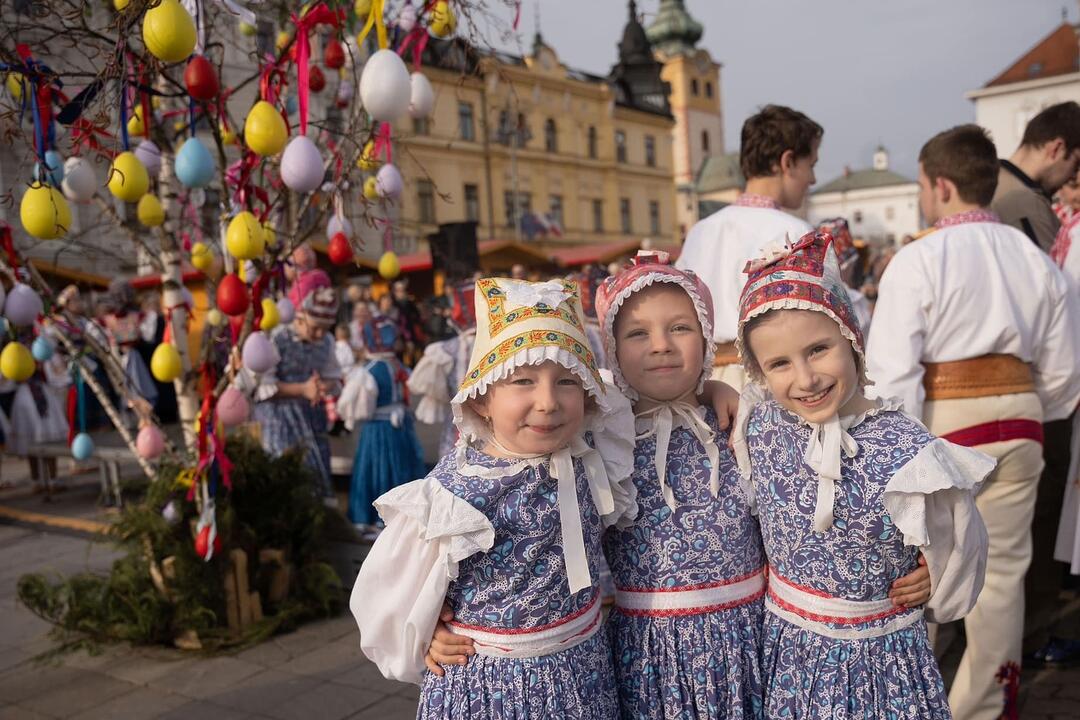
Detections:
[175, 137, 215, 188]
[30, 336, 54, 362]
[71, 432, 95, 460]
[284, 95, 298, 116]
[34, 150, 65, 187]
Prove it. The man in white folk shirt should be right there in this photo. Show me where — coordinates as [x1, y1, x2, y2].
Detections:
[866, 124, 1080, 720]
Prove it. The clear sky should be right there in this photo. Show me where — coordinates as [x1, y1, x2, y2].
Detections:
[485, 0, 1077, 185]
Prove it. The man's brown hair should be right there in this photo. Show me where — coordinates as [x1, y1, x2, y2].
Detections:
[918, 124, 999, 207]
[739, 105, 823, 180]
[1020, 101, 1080, 152]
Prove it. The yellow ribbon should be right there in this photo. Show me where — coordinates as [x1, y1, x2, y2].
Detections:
[356, 0, 388, 50]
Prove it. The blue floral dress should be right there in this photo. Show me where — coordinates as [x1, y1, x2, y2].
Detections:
[746, 400, 951, 719]
[603, 407, 766, 719]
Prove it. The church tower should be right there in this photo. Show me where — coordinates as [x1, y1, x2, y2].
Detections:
[646, 0, 724, 235]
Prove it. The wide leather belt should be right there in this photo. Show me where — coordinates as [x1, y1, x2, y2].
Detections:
[922, 354, 1034, 400]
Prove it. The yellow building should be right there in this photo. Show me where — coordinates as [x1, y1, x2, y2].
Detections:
[393, 2, 679, 254]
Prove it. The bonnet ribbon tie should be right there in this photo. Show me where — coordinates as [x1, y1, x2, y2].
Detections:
[635, 401, 720, 511]
[803, 415, 859, 532]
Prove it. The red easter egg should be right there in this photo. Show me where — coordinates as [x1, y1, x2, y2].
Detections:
[327, 232, 353, 265]
[216, 273, 250, 317]
[324, 38, 345, 69]
[308, 66, 326, 93]
[184, 55, 219, 101]
[194, 525, 222, 560]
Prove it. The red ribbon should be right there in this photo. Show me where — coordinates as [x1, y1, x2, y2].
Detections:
[512, 0, 521, 30]
[396, 26, 429, 70]
[15, 44, 53, 157]
[69, 118, 115, 158]
[290, 2, 342, 135]
[0, 225, 19, 270]
[250, 271, 271, 331]
[373, 122, 393, 164]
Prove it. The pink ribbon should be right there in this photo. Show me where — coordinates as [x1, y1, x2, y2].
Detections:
[372, 122, 393, 164]
[396, 26, 429, 70]
[291, 3, 342, 135]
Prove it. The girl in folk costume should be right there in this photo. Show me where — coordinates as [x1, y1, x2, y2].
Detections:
[341, 314, 426, 531]
[352, 277, 638, 719]
[408, 281, 478, 458]
[732, 230, 992, 719]
[236, 269, 342, 498]
[99, 279, 157, 421]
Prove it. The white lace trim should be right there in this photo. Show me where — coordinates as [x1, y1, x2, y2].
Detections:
[503, 279, 571, 309]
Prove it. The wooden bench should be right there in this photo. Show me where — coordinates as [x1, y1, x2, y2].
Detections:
[25, 443, 138, 507]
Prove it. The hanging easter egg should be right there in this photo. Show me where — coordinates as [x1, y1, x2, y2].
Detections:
[327, 214, 352, 239]
[71, 433, 95, 461]
[244, 100, 288, 157]
[161, 499, 181, 524]
[220, 124, 237, 145]
[359, 49, 411, 122]
[113, 0, 130, 10]
[336, 79, 353, 109]
[0, 342, 35, 382]
[136, 424, 166, 459]
[281, 136, 325, 193]
[375, 163, 403, 199]
[328, 232, 354, 265]
[429, 1, 457, 38]
[142, 0, 197, 63]
[127, 106, 145, 136]
[184, 55, 219, 101]
[356, 140, 379, 171]
[207, 308, 226, 327]
[107, 151, 149, 202]
[324, 38, 345, 69]
[242, 331, 275, 373]
[20, 183, 71, 240]
[217, 273, 249, 316]
[378, 250, 401, 280]
[5, 284, 43, 326]
[226, 211, 266, 260]
[276, 297, 296, 324]
[397, 3, 417, 32]
[150, 342, 183, 382]
[262, 220, 277, 248]
[34, 149, 65, 187]
[31, 336, 54, 362]
[61, 157, 97, 202]
[408, 73, 434, 119]
[190, 241, 214, 272]
[259, 298, 280, 331]
[309, 66, 327, 94]
[363, 176, 378, 200]
[5, 73, 23, 101]
[137, 194, 166, 227]
[238, 21, 257, 36]
[276, 30, 292, 51]
[354, 0, 372, 18]
[217, 386, 250, 427]
[284, 95, 298, 116]
[194, 524, 222, 559]
[134, 139, 162, 177]
[175, 137, 215, 189]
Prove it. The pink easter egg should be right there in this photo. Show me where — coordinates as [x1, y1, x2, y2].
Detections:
[136, 424, 166, 459]
[241, 330, 275, 374]
[216, 387, 250, 427]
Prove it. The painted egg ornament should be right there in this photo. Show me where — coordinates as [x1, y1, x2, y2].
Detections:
[61, 157, 97, 202]
[220, 124, 237, 145]
[5, 284, 43, 326]
[244, 101, 288, 157]
[20, 183, 71, 240]
[284, 95, 298, 116]
[328, 232, 354, 265]
[354, 0, 372, 18]
[226, 211, 266, 260]
[136, 424, 166, 459]
[142, 0, 197, 63]
[108, 151, 150, 202]
[216, 273, 249, 316]
[137, 194, 166, 227]
[408, 73, 434, 119]
[175, 137, 215, 188]
[324, 38, 345, 69]
[150, 342, 183, 382]
[359, 49, 411, 122]
[127, 106, 145, 136]
[71, 432, 95, 461]
[276, 30, 292, 51]
[375, 163, 403, 199]
[362, 176, 378, 200]
[309, 66, 327, 94]
[5, 73, 23, 101]
[238, 21, 257, 37]
[327, 214, 352, 239]
[134, 139, 162, 177]
[207, 308, 226, 327]
[336, 79, 353, 109]
[242, 331, 275, 373]
[191, 241, 214, 272]
[429, 1, 457, 38]
[184, 55, 219, 101]
[35, 149, 65, 187]
[276, 297, 296, 324]
[378, 250, 401, 280]
[356, 140, 379, 171]
[194, 524, 222, 559]
[259, 298, 280, 330]
[280, 136, 325, 193]
[0, 342, 35, 382]
[161, 499, 181, 524]
[217, 386, 250, 427]
[31, 336, 54, 362]
[397, 3, 417, 32]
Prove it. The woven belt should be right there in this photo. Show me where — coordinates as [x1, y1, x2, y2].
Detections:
[446, 595, 602, 659]
[941, 419, 1043, 447]
[713, 341, 739, 367]
[614, 567, 766, 617]
[922, 354, 1034, 400]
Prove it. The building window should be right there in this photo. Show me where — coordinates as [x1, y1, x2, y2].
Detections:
[549, 194, 563, 227]
[544, 118, 557, 153]
[615, 130, 627, 163]
[418, 180, 436, 224]
[458, 102, 475, 141]
[701, 130, 710, 153]
[464, 183, 480, 222]
[884, 206, 895, 220]
[705, 81, 713, 98]
[516, 113, 528, 147]
[649, 200, 660, 235]
[644, 135, 656, 167]
[412, 116, 430, 136]
[620, 198, 632, 234]
[587, 126, 598, 159]
[592, 199, 603, 232]
[504, 191, 531, 227]
[853, 210, 863, 224]
[691, 78, 699, 96]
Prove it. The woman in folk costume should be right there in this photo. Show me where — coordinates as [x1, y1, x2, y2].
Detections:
[569, 264, 609, 370]
[732, 230, 993, 719]
[351, 277, 638, 719]
[237, 269, 342, 498]
[408, 281, 478, 458]
[99, 279, 158, 421]
[341, 314, 426, 532]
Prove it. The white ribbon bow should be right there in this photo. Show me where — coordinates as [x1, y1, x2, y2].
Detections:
[802, 415, 860, 532]
[635, 401, 721, 511]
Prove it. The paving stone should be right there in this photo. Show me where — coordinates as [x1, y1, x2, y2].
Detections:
[0, 664, 85, 705]
[19, 671, 138, 719]
[282, 637, 364, 677]
[157, 698, 271, 720]
[68, 686, 190, 720]
[347, 693, 419, 720]
[0, 704, 56, 720]
[232, 640, 295, 669]
[208, 668, 321, 715]
[328, 657, 401, 697]
[269, 619, 355, 658]
[148, 656, 264, 700]
[98, 650, 198, 686]
[263, 681, 384, 720]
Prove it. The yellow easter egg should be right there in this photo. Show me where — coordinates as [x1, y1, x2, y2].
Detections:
[127, 106, 144, 136]
[429, 1, 456, 37]
[207, 308, 226, 327]
[107, 151, 149, 202]
[20, 183, 72, 240]
[276, 31, 291, 51]
[150, 342, 183, 382]
[6, 73, 23, 101]
[363, 176, 379, 200]
[220, 125, 236, 145]
[354, 0, 372, 18]
[226, 211, 266, 260]
[0, 342, 35, 383]
[356, 140, 379, 171]
[378, 250, 400, 280]
[238, 21, 257, 37]
[190, 241, 213, 271]
[142, 0, 197, 64]
[243, 100, 287, 157]
[259, 298, 280, 331]
[113, 0, 131, 9]
[137, 194, 165, 227]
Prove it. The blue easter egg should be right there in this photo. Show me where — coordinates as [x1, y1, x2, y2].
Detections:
[71, 432, 94, 460]
[285, 95, 298, 116]
[175, 137, 215, 188]
[34, 150, 64, 187]
[30, 336, 54, 362]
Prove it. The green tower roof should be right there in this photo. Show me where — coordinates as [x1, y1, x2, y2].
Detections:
[645, 0, 704, 56]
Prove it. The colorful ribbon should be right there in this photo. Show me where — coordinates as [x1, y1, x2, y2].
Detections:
[356, 0, 388, 49]
[291, 2, 342, 135]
